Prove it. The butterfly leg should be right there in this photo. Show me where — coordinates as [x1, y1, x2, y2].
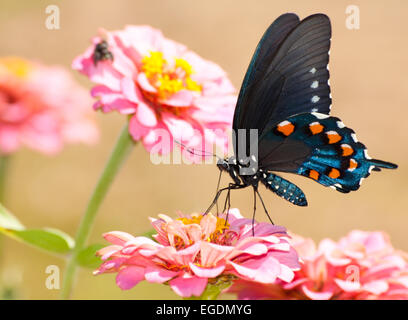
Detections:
[223, 183, 235, 225]
[221, 185, 231, 214]
[204, 186, 232, 215]
[215, 170, 222, 216]
[255, 188, 274, 225]
[252, 187, 257, 236]
[205, 183, 247, 215]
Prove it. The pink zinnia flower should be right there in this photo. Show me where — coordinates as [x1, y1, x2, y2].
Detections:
[94, 209, 300, 298]
[73, 26, 236, 156]
[229, 230, 408, 300]
[0, 57, 98, 154]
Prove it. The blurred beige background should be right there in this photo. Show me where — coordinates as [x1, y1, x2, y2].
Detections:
[0, 0, 406, 299]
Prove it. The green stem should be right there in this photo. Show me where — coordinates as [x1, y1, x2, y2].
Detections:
[60, 124, 134, 299]
[0, 156, 10, 280]
[0, 156, 9, 203]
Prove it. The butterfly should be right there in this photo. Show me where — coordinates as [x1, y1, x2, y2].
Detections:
[206, 13, 397, 219]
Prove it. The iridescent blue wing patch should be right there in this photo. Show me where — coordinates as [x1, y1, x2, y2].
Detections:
[259, 112, 397, 193]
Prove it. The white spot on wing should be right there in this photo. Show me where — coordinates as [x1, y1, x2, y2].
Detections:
[311, 112, 329, 119]
[311, 108, 318, 112]
[311, 95, 320, 103]
[309, 67, 317, 74]
[351, 133, 358, 143]
[364, 149, 372, 160]
[326, 130, 338, 136]
[278, 120, 291, 127]
[336, 121, 345, 128]
[311, 81, 319, 89]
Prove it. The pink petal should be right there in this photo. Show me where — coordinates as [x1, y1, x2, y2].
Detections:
[103, 231, 134, 246]
[97, 245, 123, 260]
[362, 280, 389, 295]
[121, 77, 140, 103]
[229, 256, 281, 284]
[277, 264, 295, 283]
[136, 102, 157, 127]
[169, 274, 208, 298]
[0, 127, 19, 153]
[137, 73, 157, 93]
[128, 115, 151, 141]
[189, 262, 225, 278]
[162, 114, 194, 141]
[302, 284, 334, 300]
[200, 241, 234, 267]
[334, 278, 361, 292]
[161, 90, 193, 107]
[144, 266, 179, 283]
[116, 266, 145, 290]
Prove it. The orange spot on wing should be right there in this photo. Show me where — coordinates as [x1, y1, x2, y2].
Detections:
[341, 144, 354, 156]
[328, 168, 340, 179]
[309, 122, 324, 135]
[277, 122, 295, 136]
[309, 170, 320, 180]
[349, 159, 358, 170]
[326, 131, 342, 144]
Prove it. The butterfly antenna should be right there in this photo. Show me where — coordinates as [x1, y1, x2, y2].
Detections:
[252, 188, 257, 237]
[173, 139, 223, 162]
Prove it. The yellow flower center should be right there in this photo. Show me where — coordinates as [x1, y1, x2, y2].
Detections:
[141, 51, 201, 99]
[0, 57, 32, 79]
[177, 213, 229, 242]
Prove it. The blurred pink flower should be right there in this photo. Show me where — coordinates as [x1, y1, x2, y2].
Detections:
[94, 209, 300, 298]
[0, 57, 98, 154]
[73, 26, 236, 156]
[229, 230, 408, 300]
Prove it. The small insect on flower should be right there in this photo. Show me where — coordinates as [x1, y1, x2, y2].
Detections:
[94, 209, 300, 298]
[92, 40, 113, 66]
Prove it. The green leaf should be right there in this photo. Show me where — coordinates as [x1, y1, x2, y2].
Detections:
[0, 203, 24, 230]
[142, 229, 156, 240]
[0, 203, 75, 255]
[8, 228, 75, 254]
[77, 244, 105, 269]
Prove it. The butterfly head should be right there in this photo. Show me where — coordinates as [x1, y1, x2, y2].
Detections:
[216, 158, 230, 172]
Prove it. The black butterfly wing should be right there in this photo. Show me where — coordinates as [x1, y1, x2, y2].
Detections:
[233, 13, 332, 138]
[233, 13, 300, 132]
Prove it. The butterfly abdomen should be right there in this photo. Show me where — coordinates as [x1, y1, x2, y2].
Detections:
[261, 172, 308, 206]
